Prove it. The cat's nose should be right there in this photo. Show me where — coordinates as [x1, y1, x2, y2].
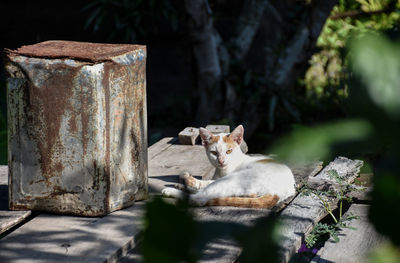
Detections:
[218, 156, 225, 165]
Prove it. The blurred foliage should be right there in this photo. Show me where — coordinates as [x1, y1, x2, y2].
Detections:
[269, 119, 372, 163]
[367, 242, 400, 263]
[271, 32, 400, 261]
[299, 170, 362, 248]
[141, 196, 280, 263]
[83, 0, 181, 42]
[141, 197, 198, 263]
[304, 0, 400, 101]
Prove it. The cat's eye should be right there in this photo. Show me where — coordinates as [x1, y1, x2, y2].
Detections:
[226, 149, 232, 154]
[210, 151, 218, 155]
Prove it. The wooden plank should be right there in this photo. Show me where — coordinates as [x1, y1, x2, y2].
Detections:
[199, 238, 241, 263]
[148, 137, 177, 161]
[0, 210, 32, 236]
[349, 186, 372, 201]
[118, 238, 242, 263]
[272, 161, 323, 213]
[145, 142, 325, 263]
[194, 206, 271, 225]
[277, 157, 363, 263]
[278, 194, 326, 262]
[288, 161, 324, 187]
[0, 202, 145, 263]
[315, 156, 364, 184]
[118, 206, 270, 263]
[118, 246, 142, 263]
[311, 204, 386, 263]
[194, 206, 271, 263]
[148, 143, 213, 193]
[0, 165, 32, 235]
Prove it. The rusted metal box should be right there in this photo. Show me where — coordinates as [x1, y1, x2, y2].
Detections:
[4, 41, 147, 216]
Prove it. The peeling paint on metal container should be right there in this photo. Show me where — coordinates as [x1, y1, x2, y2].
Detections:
[4, 41, 147, 216]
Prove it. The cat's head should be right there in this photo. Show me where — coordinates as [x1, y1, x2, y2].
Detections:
[199, 125, 244, 169]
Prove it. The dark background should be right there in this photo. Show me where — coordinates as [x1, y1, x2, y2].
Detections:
[1, 0, 398, 155]
[0, 0, 193, 146]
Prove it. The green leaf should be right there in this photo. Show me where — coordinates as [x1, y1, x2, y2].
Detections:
[141, 197, 199, 263]
[268, 119, 373, 162]
[331, 233, 340, 243]
[236, 215, 280, 263]
[366, 242, 400, 263]
[350, 34, 400, 117]
[369, 172, 400, 246]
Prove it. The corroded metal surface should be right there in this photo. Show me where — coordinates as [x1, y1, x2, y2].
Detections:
[4, 41, 147, 216]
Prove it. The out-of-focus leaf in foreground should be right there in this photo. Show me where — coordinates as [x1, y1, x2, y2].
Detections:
[237, 215, 280, 263]
[350, 34, 400, 118]
[141, 197, 198, 263]
[367, 241, 400, 263]
[141, 197, 280, 263]
[349, 33, 400, 247]
[269, 32, 400, 253]
[269, 119, 372, 163]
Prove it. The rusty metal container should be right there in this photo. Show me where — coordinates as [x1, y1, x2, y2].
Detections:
[4, 40, 147, 216]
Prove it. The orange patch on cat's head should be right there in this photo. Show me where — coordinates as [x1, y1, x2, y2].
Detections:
[211, 135, 220, 144]
[223, 135, 237, 148]
[199, 127, 220, 147]
[204, 135, 220, 147]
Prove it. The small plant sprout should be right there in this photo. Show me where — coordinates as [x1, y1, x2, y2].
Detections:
[297, 169, 365, 248]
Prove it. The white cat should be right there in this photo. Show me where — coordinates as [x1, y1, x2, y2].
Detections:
[161, 125, 296, 208]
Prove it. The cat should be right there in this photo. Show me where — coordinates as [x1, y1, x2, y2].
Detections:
[161, 125, 296, 208]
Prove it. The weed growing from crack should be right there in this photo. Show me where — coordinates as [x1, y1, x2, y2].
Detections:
[298, 169, 365, 248]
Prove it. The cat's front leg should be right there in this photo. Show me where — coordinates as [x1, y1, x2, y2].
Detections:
[161, 187, 208, 206]
[180, 171, 214, 190]
[173, 183, 198, 193]
[161, 187, 185, 199]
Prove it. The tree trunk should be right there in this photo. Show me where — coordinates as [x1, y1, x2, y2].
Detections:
[185, 0, 222, 125]
[186, 0, 338, 137]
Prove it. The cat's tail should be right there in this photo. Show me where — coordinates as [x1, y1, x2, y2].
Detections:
[206, 194, 279, 209]
[162, 188, 280, 209]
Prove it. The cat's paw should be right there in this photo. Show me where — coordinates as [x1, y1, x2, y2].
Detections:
[174, 183, 199, 194]
[179, 171, 197, 188]
[179, 171, 192, 181]
[161, 187, 183, 198]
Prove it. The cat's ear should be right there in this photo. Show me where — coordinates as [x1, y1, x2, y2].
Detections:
[229, 125, 244, 145]
[199, 127, 214, 146]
